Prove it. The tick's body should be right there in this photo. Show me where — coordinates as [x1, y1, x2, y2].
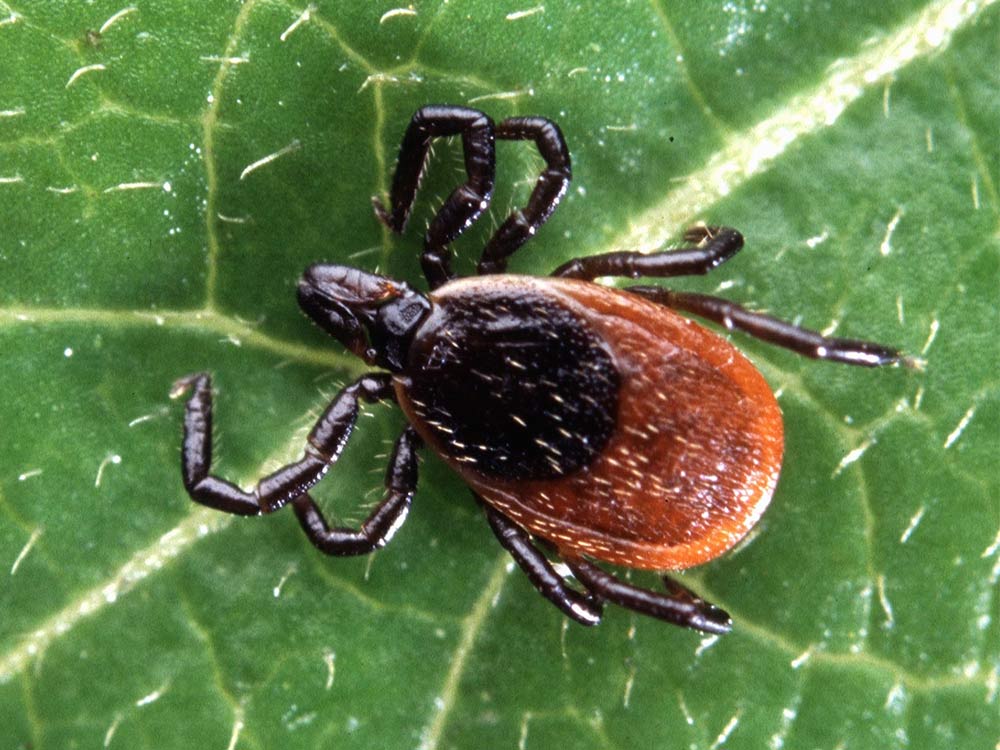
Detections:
[398, 275, 783, 570]
[173, 105, 906, 632]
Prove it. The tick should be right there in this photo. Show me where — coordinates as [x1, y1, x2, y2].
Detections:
[173, 105, 908, 632]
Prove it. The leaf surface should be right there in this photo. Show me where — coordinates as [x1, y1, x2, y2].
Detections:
[1, 1, 998, 748]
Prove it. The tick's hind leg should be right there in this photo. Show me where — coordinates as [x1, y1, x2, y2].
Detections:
[171, 372, 394, 516]
[482, 503, 603, 626]
[566, 558, 732, 634]
[627, 286, 908, 367]
[372, 105, 497, 289]
[550, 223, 908, 367]
[292, 427, 422, 556]
[477, 117, 572, 275]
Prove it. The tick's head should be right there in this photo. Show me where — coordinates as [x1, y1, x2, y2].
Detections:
[297, 264, 431, 371]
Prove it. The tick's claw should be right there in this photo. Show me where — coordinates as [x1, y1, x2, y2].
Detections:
[683, 224, 716, 245]
[170, 372, 209, 400]
[372, 195, 405, 233]
[371, 195, 389, 225]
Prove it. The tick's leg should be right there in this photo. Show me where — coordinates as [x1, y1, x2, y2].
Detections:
[565, 558, 732, 634]
[291, 426, 422, 556]
[626, 286, 907, 367]
[551, 225, 743, 279]
[372, 105, 496, 289]
[171, 372, 394, 516]
[482, 503, 603, 626]
[477, 117, 572, 275]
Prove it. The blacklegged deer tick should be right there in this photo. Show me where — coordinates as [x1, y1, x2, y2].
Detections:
[172, 105, 910, 632]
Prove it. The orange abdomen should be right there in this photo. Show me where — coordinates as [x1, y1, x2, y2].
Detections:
[396, 275, 784, 571]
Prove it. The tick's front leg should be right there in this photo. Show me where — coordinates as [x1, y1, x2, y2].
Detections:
[171, 372, 394, 515]
[551, 226, 744, 279]
[627, 286, 910, 367]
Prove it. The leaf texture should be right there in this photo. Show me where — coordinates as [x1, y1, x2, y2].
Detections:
[1, 1, 998, 748]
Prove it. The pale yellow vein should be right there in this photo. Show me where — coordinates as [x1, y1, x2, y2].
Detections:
[417, 556, 511, 750]
[201, 0, 261, 308]
[609, 0, 997, 254]
[0, 507, 230, 684]
[0, 306, 362, 372]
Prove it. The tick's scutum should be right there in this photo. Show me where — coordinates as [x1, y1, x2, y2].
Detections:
[402, 286, 620, 480]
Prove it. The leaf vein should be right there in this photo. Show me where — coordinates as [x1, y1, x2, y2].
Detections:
[0, 306, 363, 372]
[649, 0, 730, 135]
[201, 0, 262, 309]
[178, 592, 263, 750]
[707, 582, 997, 696]
[607, 0, 998, 254]
[417, 554, 511, 750]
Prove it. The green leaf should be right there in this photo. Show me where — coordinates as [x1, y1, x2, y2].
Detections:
[2, 1, 998, 748]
